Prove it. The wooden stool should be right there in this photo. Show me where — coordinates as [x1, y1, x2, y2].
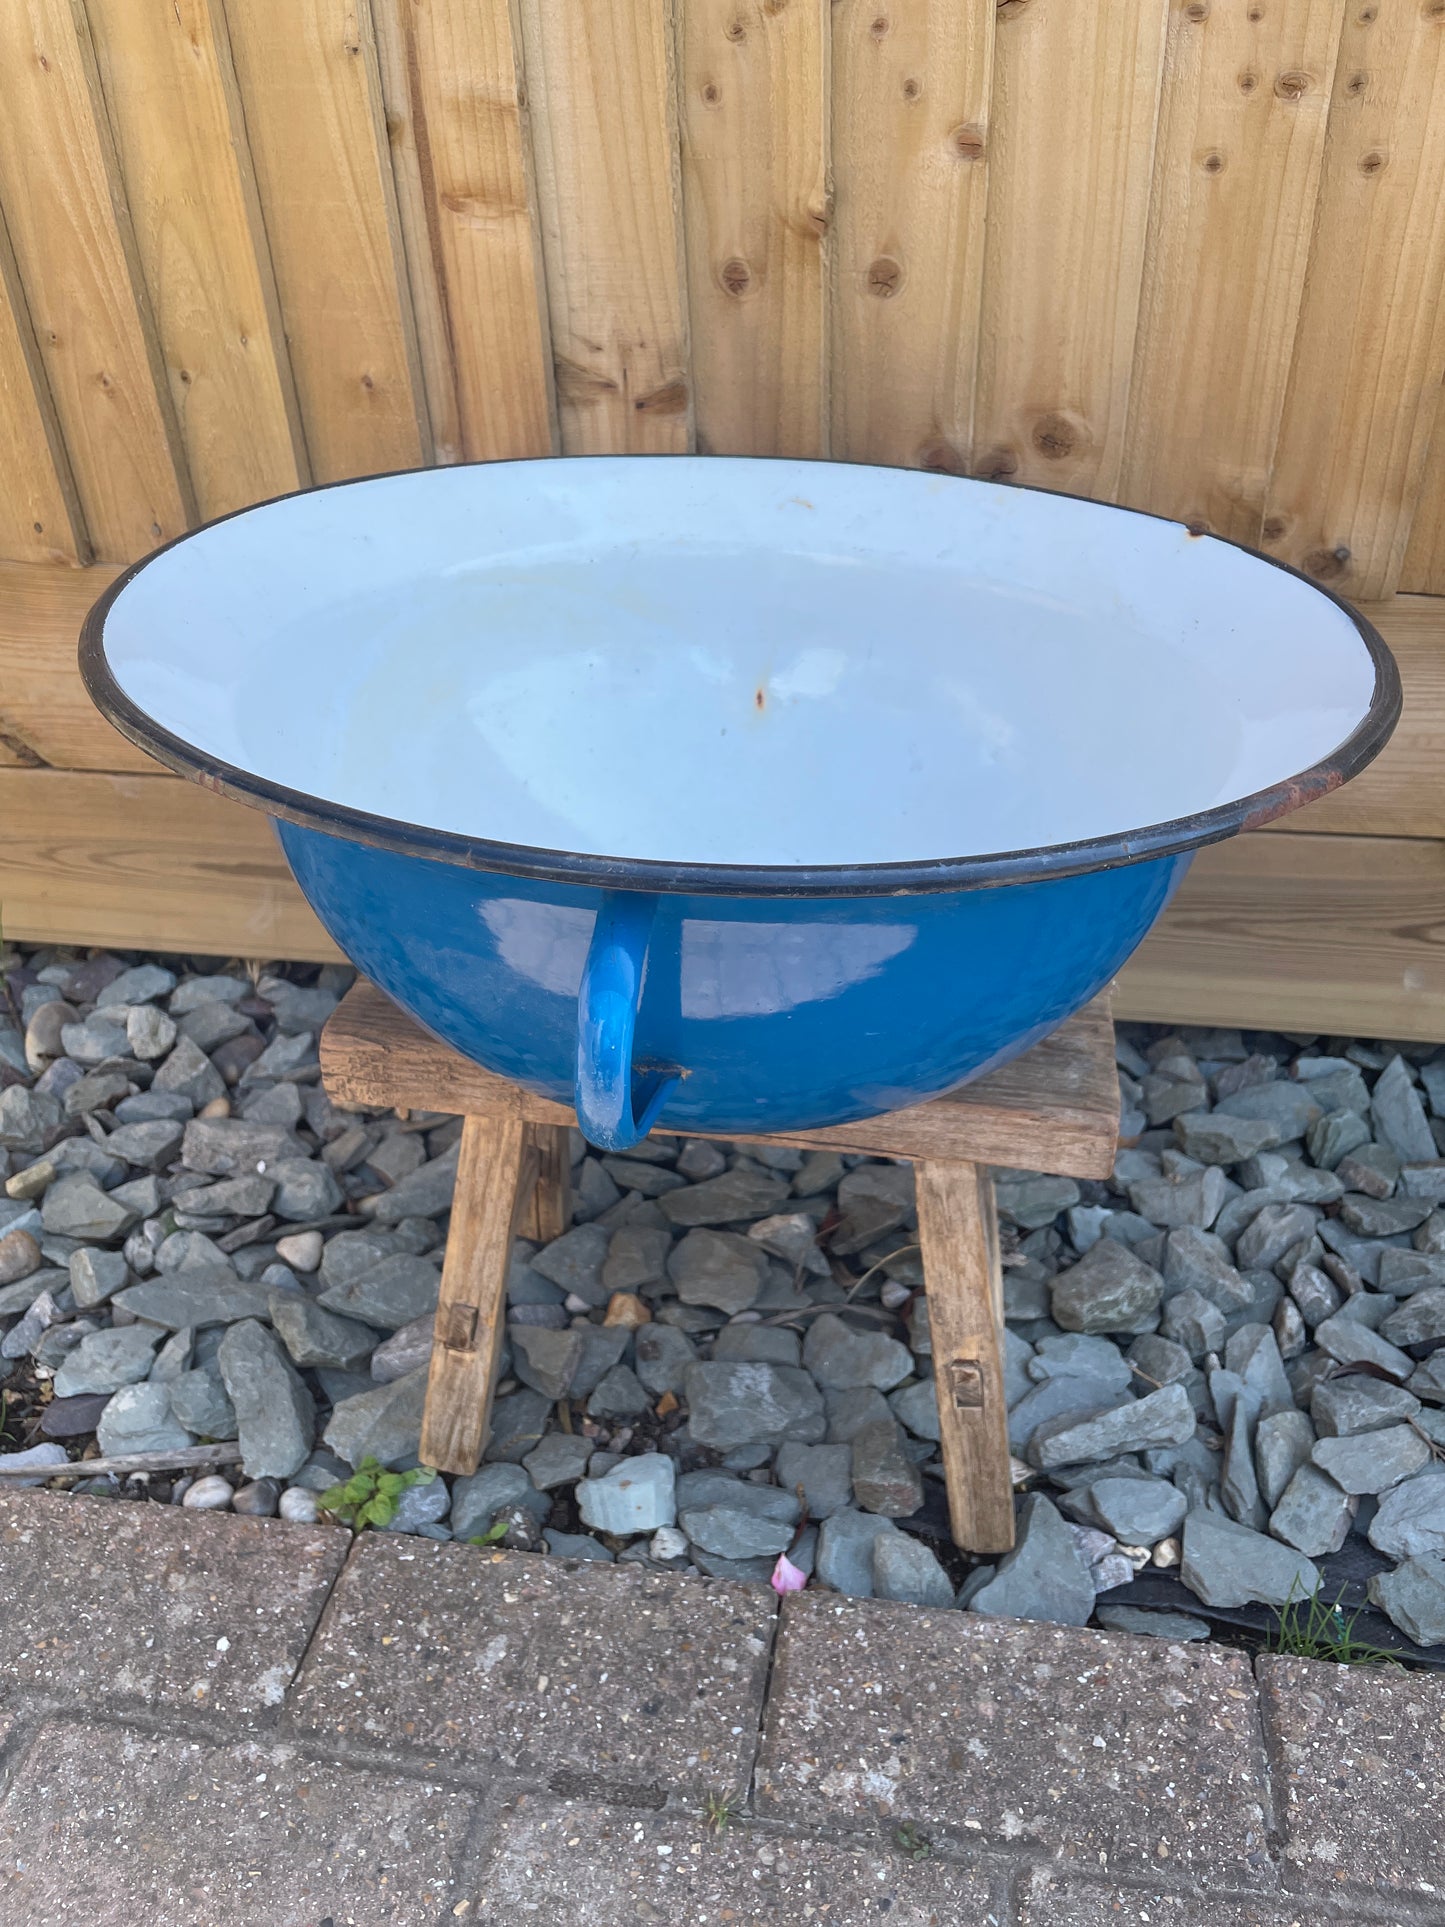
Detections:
[320, 984, 1120, 1555]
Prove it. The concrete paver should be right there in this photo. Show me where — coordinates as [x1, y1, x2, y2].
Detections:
[755, 1594, 1275, 1884]
[1016, 1872, 1329, 1924]
[287, 1535, 777, 1797]
[0, 1490, 346, 1720]
[469, 1791, 1008, 1924]
[1259, 1654, 1445, 1902]
[0, 1718, 474, 1927]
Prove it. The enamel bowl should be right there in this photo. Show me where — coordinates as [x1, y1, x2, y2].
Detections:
[81, 457, 1398, 1150]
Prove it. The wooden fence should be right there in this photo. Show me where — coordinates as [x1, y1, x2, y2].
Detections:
[0, 0, 1443, 1036]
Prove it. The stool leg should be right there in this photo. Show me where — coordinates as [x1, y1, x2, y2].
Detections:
[421, 1115, 538, 1476]
[519, 1123, 571, 1244]
[915, 1158, 1016, 1555]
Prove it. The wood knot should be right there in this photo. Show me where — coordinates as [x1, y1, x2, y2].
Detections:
[868, 13, 888, 34]
[763, 0, 787, 14]
[1247, 4, 1263, 18]
[1423, 0, 1444, 18]
[996, 0, 1029, 17]
[1359, 147, 1387, 174]
[901, 76, 921, 99]
[719, 256, 753, 297]
[1304, 544, 1351, 581]
[701, 81, 721, 104]
[1200, 148, 1225, 173]
[1185, 520, 1209, 538]
[1274, 69, 1311, 98]
[950, 123, 986, 160]
[866, 255, 903, 297]
[1358, 5, 1377, 21]
[1031, 413, 1078, 461]
[976, 446, 1019, 483]
[1261, 515, 1288, 542]
[724, 16, 746, 38]
[1185, 0, 1209, 21]
[1345, 69, 1368, 95]
[634, 378, 689, 416]
[1238, 69, 1258, 93]
[918, 439, 966, 476]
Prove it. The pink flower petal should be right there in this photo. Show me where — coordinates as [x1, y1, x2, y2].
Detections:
[771, 1553, 807, 1595]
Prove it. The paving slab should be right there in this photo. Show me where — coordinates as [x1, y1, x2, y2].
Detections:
[1016, 1873, 1329, 1925]
[469, 1791, 1007, 1924]
[1259, 1654, 1445, 1901]
[287, 1536, 776, 1798]
[755, 1594, 1274, 1884]
[0, 1719, 473, 1926]
[0, 1490, 346, 1720]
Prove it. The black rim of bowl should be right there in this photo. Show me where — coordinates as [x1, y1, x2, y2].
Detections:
[79, 456, 1402, 900]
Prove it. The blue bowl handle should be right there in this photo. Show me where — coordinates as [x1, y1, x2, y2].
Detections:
[575, 891, 679, 1152]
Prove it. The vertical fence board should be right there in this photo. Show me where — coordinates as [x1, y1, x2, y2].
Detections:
[0, 213, 88, 564]
[520, 0, 690, 452]
[370, 0, 553, 463]
[972, 0, 1169, 501]
[1262, 3, 1445, 602]
[1122, 0, 1343, 544]
[0, 0, 191, 560]
[1401, 434, 1445, 594]
[679, 0, 827, 457]
[83, 0, 306, 520]
[225, 0, 429, 483]
[830, 0, 992, 472]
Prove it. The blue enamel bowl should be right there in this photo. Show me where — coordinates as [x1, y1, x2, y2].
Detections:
[81, 458, 1397, 1149]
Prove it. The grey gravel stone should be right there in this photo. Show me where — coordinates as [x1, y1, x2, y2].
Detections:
[1181, 1506, 1318, 1607]
[802, 1310, 912, 1391]
[113, 1268, 269, 1329]
[568, 1325, 631, 1398]
[449, 1463, 536, 1539]
[1095, 1605, 1211, 1641]
[1030, 1382, 1195, 1469]
[103, 1119, 185, 1170]
[633, 1321, 696, 1396]
[659, 1167, 790, 1225]
[50, 1323, 159, 1396]
[0, 1442, 69, 1486]
[586, 1363, 650, 1417]
[1162, 1226, 1252, 1309]
[711, 1323, 801, 1367]
[323, 1366, 427, 1468]
[217, 1319, 315, 1480]
[1269, 1463, 1355, 1555]
[601, 1225, 672, 1292]
[0, 1085, 62, 1153]
[366, 1143, 461, 1223]
[1314, 1312, 1413, 1380]
[97, 1381, 194, 1458]
[41, 1173, 133, 1243]
[1368, 1474, 1445, 1559]
[522, 1431, 594, 1490]
[1088, 1475, 1186, 1544]
[850, 1417, 923, 1516]
[1255, 1407, 1316, 1509]
[576, 1452, 676, 1534]
[680, 1501, 794, 1560]
[167, 1365, 237, 1440]
[888, 1376, 940, 1441]
[1028, 1331, 1133, 1393]
[542, 1528, 614, 1561]
[775, 1441, 853, 1518]
[1311, 1376, 1420, 1437]
[871, 1530, 954, 1606]
[482, 1387, 553, 1462]
[509, 1323, 582, 1400]
[1381, 1286, 1445, 1346]
[67, 1247, 129, 1310]
[1160, 1287, 1226, 1360]
[1174, 1111, 1280, 1164]
[317, 1253, 440, 1330]
[1051, 1240, 1163, 1333]
[1311, 1425, 1431, 1494]
[815, 1506, 899, 1596]
[667, 1227, 766, 1312]
[968, 1493, 1095, 1626]
[1368, 1555, 1445, 1646]
[1215, 1081, 1323, 1138]
[530, 1224, 611, 1305]
[684, 1360, 825, 1448]
[1128, 1166, 1228, 1230]
[269, 1291, 376, 1372]
[1372, 1054, 1438, 1162]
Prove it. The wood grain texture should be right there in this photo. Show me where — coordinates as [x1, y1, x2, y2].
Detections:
[1261, 2, 1445, 601]
[1119, 830, 1445, 1040]
[0, 559, 151, 771]
[0, 767, 341, 961]
[972, 0, 1169, 499]
[518, 1121, 571, 1243]
[84, 0, 306, 520]
[915, 1160, 1014, 1554]
[830, 0, 992, 471]
[420, 1114, 536, 1474]
[1122, 0, 1343, 543]
[1401, 415, 1445, 596]
[679, 0, 827, 457]
[0, 0, 192, 559]
[520, 0, 691, 452]
[321, 981, 1121, 1176]
[370, 0, 554, 463]
[224, 0, 429, 483]
[0, 211, 88, 565]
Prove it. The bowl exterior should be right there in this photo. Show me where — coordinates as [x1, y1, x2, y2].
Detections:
[280, 823, 1187, 1136]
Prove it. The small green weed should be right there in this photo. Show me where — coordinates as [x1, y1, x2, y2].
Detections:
[701, 1790, 740, 1834]
[464, 1519, 511, 1548]
[1266, 1587, 1400, 1667]
[894, 1819, 934, 1860]
[316, 1457, 435, 1531]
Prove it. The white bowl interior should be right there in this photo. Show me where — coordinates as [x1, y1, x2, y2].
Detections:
[101, 457, 1379, 869]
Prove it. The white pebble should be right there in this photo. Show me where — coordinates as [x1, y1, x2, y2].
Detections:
[1151, 1535, 1181, 1569]
[182, 1475, 234, 1511]
[275, 1230, 324, 1273]
[279, 1487, 319, 1524]
[563, 1292, 592, 1314]
[880, 1279, 912, 1310]
[650, 1526, 688, 1561]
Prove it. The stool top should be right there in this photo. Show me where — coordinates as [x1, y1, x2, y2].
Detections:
[321, 983, 1120, 1178]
